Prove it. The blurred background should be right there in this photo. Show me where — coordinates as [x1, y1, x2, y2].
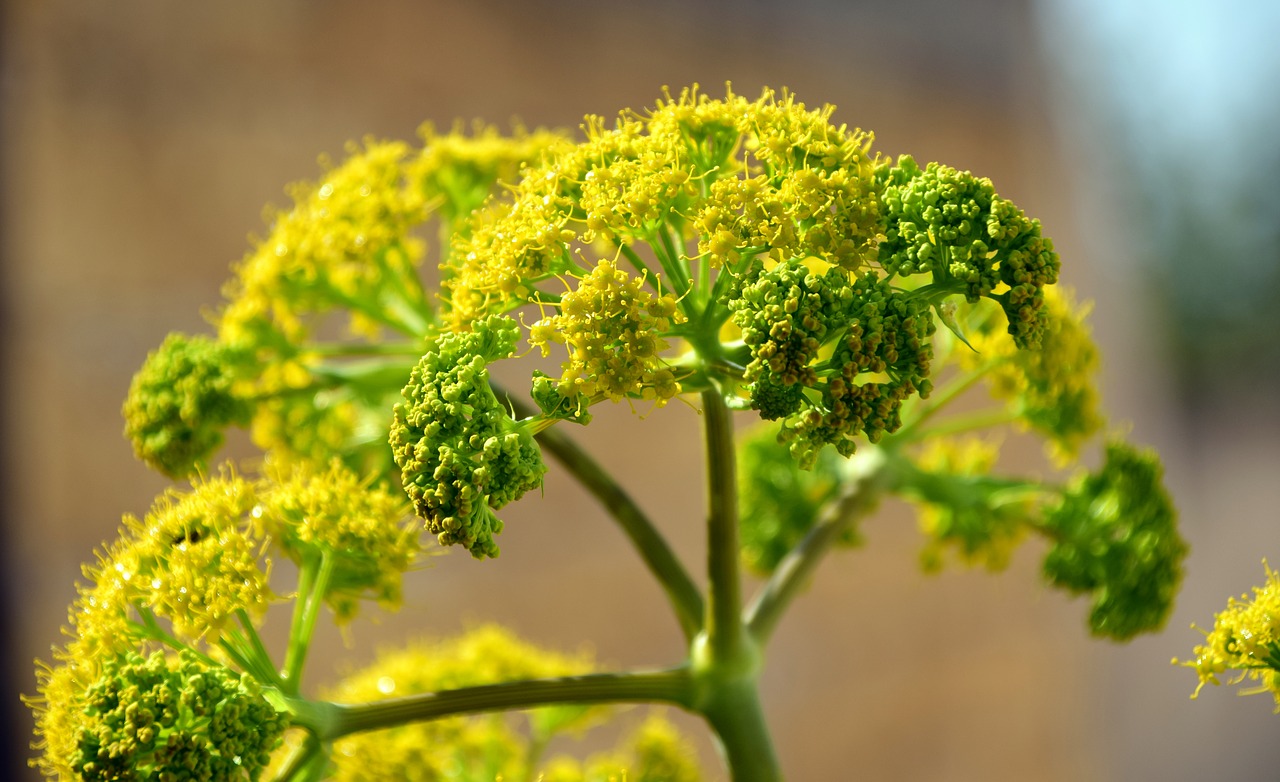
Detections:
[3, 0, 1278, 779]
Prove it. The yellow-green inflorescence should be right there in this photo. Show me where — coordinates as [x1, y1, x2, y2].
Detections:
[1180, 563, 1280, 707]
[122, 333, 253, 479]
[66, 84, 1195, 781]
[1041, 441, 1184, 639]
[30, 462, 424, 780]
[737, 422, 859, 575]
[389, 315, 546, 558]
[121, 125, 569, 485]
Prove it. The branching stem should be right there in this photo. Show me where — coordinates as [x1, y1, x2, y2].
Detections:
[746, 447, 890, 644]
[296, 669, 695, 742]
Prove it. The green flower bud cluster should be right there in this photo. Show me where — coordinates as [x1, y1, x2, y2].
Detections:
[122, 333, 253, 480]
[73, 650, 286, 782]
[1042, 442, 1185, 640]
[730, 259, 853, 420]
[390, 315, 546, 558]
[878, 155, 1060, 349]
[737, 423, 857, 575]
[731, 259, 935, 466]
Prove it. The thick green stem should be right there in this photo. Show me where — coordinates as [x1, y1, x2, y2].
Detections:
[296, 669, 694, 741]
[700, 682, 781, 782]
[701, 389, 746, 665]
[746, 447, 890, 644]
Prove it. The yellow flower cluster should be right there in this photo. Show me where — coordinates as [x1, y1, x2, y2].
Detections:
[220, 140, 430, 347]
[529, 259, 685, 406]
[412, 122, 571, 226]
[30, 473, 269, 780]
[444, 85, 880, 325]
[260, 460, 417, 622]
[537, 714, 703, 782]
[962, 287, 1103, 461]
[82, 473, 270, 645]
[31, 462, 425, 779]
[695, 96, 878, 270]
[246, 359, 366, 472]
[1182, 562, 1280, 706]
[324, 625, 598, 782]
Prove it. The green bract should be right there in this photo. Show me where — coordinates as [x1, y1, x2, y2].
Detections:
[389, 315, 546, 558]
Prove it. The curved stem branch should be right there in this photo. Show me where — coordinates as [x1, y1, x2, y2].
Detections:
[746, 447, 890, 644]
[535, 423, 705, 641]
[300, 668, 694, 742]
[502, 388, 704, 642]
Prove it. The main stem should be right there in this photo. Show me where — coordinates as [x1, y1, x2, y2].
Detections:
[697, 388, 781, 782]
[701, 388, 744, 664]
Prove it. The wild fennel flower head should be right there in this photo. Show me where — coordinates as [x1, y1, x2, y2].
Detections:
[877, 155, 1060, 349]
[442, 84, 880, 334]
[259, 459, 419, 622]
[441, 86, 1070, 467]
[389, 315, 546, 558]
[35, 650, 286, 782]
[1180, 563, 1280, 706]
[218, 139, 429, 347]
[1042, 441, 1185, 640]
[527, 257, 686, 407]
[732, 259, 936, 466]
[116, 472, 271, 643]
[122, 333, 253, 480]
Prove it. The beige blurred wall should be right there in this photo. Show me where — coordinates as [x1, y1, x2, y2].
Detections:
[3, 1, 1261, 780]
